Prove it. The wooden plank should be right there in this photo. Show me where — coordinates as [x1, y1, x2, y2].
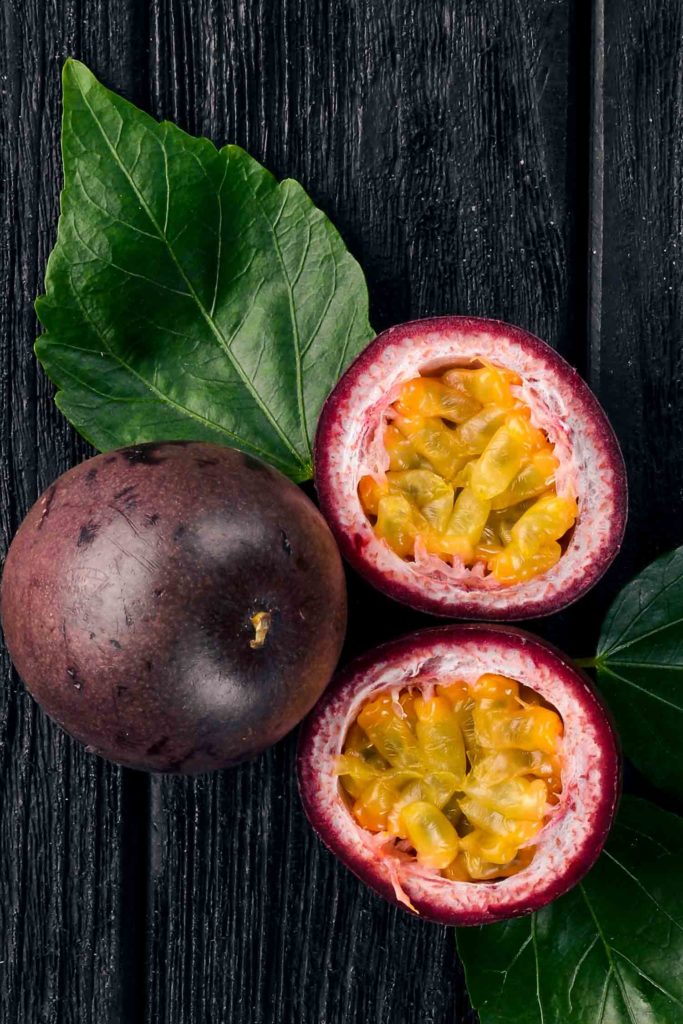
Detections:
[144, 2, 579, 1022]
[0, 3, 149, 1021]
[583, 0, 683, 630]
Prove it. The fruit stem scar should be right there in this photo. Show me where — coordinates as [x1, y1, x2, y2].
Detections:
[250, 611, 271, 649]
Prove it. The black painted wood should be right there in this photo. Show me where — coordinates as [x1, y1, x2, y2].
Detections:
[594, 0, 683, 574]
[142, 3, 579, 1024]
[0, 3, 149, 1022]
[4, 0, 679, 1021]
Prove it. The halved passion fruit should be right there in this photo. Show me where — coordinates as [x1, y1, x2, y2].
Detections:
[315, 317, 627, 618]
[297, 625, 620, 925]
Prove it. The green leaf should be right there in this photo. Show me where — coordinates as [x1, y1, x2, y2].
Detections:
[594, 545, 683, 795]
[35, 59, 374, 481]
[457, 796, 683, 1024]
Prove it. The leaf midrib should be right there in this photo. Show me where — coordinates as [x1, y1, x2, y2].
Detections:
[240, 170, 310, 453]
[530, 915, 545, 1024]
[602, 849, 683, 936]
[598, 664, 683, 715]
[583, 859, 683, 1018]
[74, 76, 308, 475]
[579, 885, 640, 1024]
[59, 279, 296, 472]
[599, 558, 683, 657]
[602, 660, 683, 672]
[601, 611, 683, 662]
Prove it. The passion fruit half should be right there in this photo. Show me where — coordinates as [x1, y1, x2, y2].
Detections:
[297, 625, 620, 925]
[315, 316, 627, 619]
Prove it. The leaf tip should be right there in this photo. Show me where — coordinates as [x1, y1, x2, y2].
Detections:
[62, 57, 95, 93]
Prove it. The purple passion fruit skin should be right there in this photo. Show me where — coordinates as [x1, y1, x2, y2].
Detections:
[315, 316, 627, 620]
[1, 442, 347, 773]
[297, 625, 620, 926]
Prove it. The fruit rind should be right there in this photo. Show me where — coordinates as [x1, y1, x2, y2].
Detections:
[297, 624, 620, 926]
[315, 316, 628, 619]
[1, 442, 347, 773]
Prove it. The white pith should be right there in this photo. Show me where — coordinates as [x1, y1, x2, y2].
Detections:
[325, 327, 619, 614]
[302, 635, 613, 920]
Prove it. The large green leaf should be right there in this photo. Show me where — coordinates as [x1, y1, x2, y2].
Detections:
[457, 796, 683, 1024]
[35, 60, 373, 481]
[593, 545, 683, 795]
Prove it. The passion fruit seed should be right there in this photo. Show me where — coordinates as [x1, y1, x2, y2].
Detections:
[358, 363, 578, 586]
[335, 672, 563, 882]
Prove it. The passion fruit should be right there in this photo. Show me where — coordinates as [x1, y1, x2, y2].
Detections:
[315, 316, 627, 619]
[297, 625, 619, 925]
[1, 442, 346, 773]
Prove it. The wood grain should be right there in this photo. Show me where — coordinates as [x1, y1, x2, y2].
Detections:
[557, 0, 683, 669]
[143, 3, 578, 1022]
[7, 0, 675, 1021]
[592, 0, 683, 580]
[0, 2, 148, 1021]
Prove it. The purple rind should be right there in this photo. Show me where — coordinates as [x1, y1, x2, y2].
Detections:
[1, 442, 347, 773]
[297, 623, 621, 926]
[315, 316, 628, 620]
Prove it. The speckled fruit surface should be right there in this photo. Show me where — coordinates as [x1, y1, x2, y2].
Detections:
[315, 316, 627, 619]
[297, 624, 620, 926]
[1, 442, 347, 773]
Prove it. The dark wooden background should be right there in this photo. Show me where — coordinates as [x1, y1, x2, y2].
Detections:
[1, 1, 682, 1021]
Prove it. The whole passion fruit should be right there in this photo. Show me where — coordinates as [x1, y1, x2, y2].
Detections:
[1, 442, 346, 773]
[297, 625, 619, 925]
[315, 316, 627, 619]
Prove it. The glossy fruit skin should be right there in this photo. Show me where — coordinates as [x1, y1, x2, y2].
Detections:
[297, 624, 620, 926]
[1, 442, 347, 773]
[315, 316, 628, 619]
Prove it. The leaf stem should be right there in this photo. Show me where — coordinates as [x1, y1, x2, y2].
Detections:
[574, 656, 598, 669]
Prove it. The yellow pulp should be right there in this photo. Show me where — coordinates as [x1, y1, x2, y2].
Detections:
[358, 364, 578, 585]
[336, 674, 563, 882]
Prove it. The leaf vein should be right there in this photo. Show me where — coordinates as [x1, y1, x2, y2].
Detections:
[63, 272, 294, 471]
[69, 218, 191, 298]
[599, 664, 683, 713]
[300, 230, 338, 360]
[601, 559, 683, 656]
[210, 160, 229, 317]
[75, 83, 306, 471]
[160, 134, 171, 234]
[238, 167, 310, 456]
[73, 167, 159, 239]
[580, 884, 640, 1024]
[614, 950, 683, 1009]
[567, 934, 599, 1013]
[602, 850, 683, 932]
[530, 916, 545, 1024]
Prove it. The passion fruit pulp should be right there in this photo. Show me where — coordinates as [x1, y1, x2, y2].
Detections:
[297, 625, 620, 926]
[1, 442, 347, 773]
[315, 316, 627, 619]
[339, 674, 563, 883]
